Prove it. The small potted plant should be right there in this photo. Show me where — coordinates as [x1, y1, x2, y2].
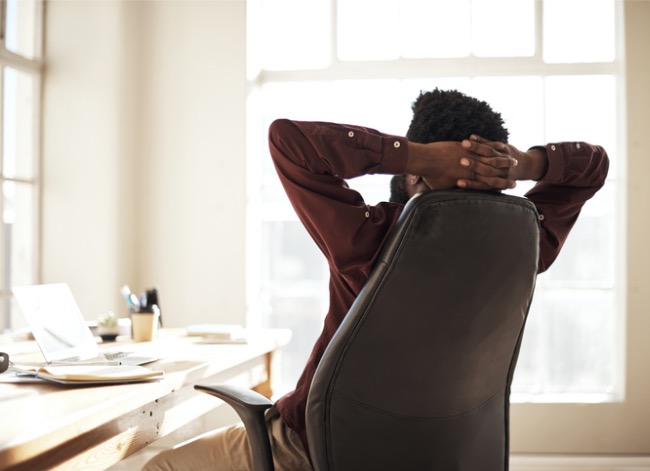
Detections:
[97, 312, 120, 341]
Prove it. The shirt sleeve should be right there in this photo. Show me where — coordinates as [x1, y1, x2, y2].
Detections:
[268, 119, 409, 277]
[525, 142, 610, 273]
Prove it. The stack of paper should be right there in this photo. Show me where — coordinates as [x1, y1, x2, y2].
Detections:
[12, 364, 164, 385]
[186, 323, 247, 344]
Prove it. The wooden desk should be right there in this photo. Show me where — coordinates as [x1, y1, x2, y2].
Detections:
[0, 328, 291, 471]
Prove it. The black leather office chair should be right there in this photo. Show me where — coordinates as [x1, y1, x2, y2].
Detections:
[196, 189, 540, 471]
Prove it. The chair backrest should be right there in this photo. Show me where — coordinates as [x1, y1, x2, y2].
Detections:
[306, 189, 540, 471]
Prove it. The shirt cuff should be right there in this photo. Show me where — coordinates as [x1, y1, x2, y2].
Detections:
[538, 143, 565, 183]
[378, 136, 409, 175]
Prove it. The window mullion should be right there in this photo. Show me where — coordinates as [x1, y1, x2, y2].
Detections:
[260, 58, 618, 84]
[0, 64, 5, 322]
[535, 0, 544, 61]
[330, 0, 338, 68]
[0, 48, 41, 74]
[0, 0, 6, 47]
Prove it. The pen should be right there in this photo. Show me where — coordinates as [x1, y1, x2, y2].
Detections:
[120, 285, 140, 311]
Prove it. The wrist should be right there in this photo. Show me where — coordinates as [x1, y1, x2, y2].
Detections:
[405, 141, 443, 175]
[405, 142, 425, 175]
[516, 146, 548, 181]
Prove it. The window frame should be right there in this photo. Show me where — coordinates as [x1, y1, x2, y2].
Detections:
[247, 0, 650, 455]
[247, 0, 625, 402]
[0, 0, 43, 331]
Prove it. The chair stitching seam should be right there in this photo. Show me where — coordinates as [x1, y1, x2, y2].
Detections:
[329, 387, 507, 422]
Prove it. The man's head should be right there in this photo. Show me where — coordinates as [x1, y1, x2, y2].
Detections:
[389, 88, 509, 204]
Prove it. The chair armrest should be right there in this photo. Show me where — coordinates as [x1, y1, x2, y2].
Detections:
[195, 384, 275, 471]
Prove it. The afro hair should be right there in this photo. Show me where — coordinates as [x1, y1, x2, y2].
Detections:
[390, 89, 509, 204]
[406, 88, 509, 144]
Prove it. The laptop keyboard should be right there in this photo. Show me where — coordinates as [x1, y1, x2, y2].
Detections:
[103, 351, 132, 360]
[56, 350, 133, 363]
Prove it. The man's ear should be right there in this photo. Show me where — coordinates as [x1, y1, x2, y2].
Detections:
[405, 173, 433, 199]
[405, 174, 430, 199]
[406, 174, 423, 186]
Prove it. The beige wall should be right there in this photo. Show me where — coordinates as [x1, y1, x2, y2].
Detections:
[40, 0, 246, 326]
[622, 0, 650, 449]
[40, 0, 127, 320]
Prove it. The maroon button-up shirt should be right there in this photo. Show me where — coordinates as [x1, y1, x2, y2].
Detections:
[267, 119, 609, 457]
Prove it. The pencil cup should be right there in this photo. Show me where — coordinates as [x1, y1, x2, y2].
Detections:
[131, 305, 160, 342]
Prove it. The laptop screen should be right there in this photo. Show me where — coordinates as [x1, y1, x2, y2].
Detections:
[12, 283, 100, 362]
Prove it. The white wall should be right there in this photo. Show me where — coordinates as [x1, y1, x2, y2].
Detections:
[40, 0, 247, 326]
[40, 0, 129, 320]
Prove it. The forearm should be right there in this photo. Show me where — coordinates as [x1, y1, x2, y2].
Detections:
[525, 142, 609, 272]
[537, 142, 609, 187]
[268, 119, 408, 180]
[267, 118, 405, 272]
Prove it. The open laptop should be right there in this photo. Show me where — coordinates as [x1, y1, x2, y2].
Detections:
[12, 283, 158, 366]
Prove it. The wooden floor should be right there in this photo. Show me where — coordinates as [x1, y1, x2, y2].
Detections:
[114, 452, 650, 471]
[510, 455, 650, 471]
[108, 406, 650, 471]
[113, 438, 650, 471]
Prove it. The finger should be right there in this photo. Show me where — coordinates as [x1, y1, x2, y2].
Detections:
[475, 156, 518, 169]
[462, 139, 498, 156]
[482, 175, 516, 189]
[460, 157, 517, 176]
[458, 179, 495, 190]
[462, 139, 508, 157]
[469, 135, 507, 151]
[469, 134, 491, 144]
[457, 163, 516, 188]
[458, 177, 516, 190]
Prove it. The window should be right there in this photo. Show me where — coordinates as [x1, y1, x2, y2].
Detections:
[247, 0, 622, 403]
[0, 0, 42, 331]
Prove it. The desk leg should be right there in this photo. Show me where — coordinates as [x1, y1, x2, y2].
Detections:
[252, 352, 273, 398]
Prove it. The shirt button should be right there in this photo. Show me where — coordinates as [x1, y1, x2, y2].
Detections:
[539, 214, 545, 221]
[348, 131, 354, 138]
[394, 141, 401, 148]
[365, 211, 370, 218]
[550, 145, 556, 151]
[576, 143, 581, 149]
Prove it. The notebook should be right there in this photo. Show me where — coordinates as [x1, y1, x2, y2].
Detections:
[11, 364, 165, 385]
[12, 283, 158, 366]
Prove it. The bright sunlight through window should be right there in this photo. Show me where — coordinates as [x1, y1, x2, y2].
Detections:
[247, 0, 622, 403]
